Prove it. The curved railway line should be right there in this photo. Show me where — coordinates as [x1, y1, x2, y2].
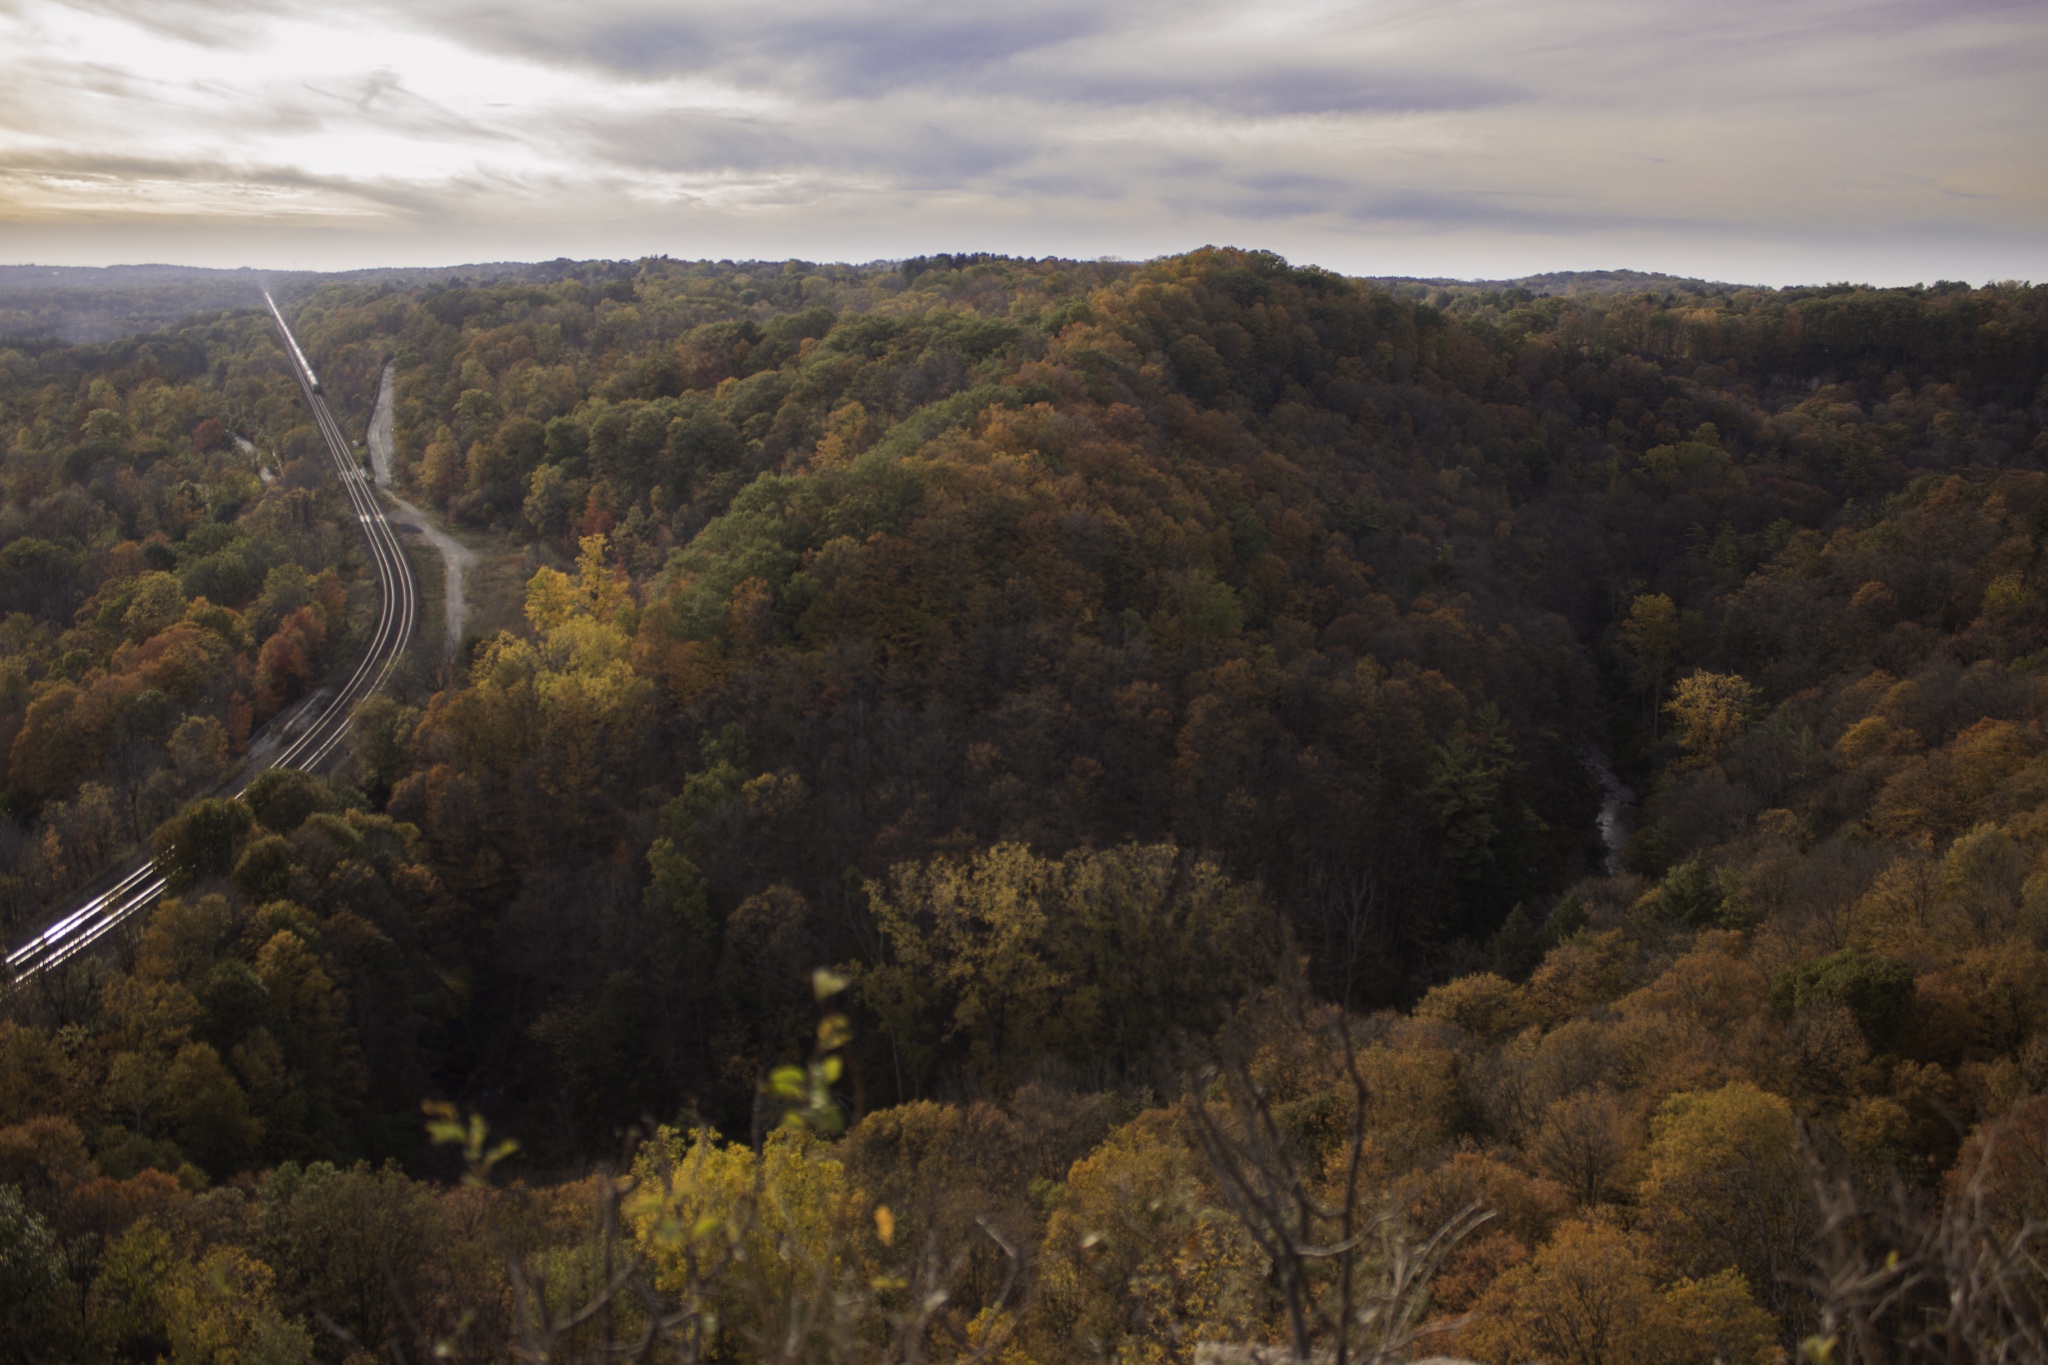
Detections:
[4, 295, 418, 983]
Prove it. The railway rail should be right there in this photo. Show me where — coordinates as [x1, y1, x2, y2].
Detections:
[4, 294, 417, 983]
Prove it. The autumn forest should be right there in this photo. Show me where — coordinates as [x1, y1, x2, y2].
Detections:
[2, 250, 2047, 1364]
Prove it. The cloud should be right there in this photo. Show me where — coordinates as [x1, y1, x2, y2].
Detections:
[408, 0, 1120, 93]
[0, 0, 2040, 282]
[46, 0, 294, 50]
[576, 102, 1038, 185]
[407, 0, 1522, 117]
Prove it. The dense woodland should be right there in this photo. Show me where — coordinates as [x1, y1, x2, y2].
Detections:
[0, 318, 372, 926]
[2, 251, 2047, 1363]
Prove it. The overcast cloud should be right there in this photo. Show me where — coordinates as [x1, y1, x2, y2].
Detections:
[0, 0, 2041, 281]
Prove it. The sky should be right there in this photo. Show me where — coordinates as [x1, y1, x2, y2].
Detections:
[0, 0, 2043, 285]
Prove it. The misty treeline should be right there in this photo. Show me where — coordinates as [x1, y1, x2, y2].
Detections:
[2, 250, 2047, 1363]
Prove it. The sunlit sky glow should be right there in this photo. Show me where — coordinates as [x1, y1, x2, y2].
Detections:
[1, 0, 2043, 283]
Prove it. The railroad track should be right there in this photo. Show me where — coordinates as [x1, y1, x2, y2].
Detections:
[4, 294, 418, 983]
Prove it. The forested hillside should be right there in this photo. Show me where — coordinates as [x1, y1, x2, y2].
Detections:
[3, 251, 2046, 1364]
[0, 318, 376, 928]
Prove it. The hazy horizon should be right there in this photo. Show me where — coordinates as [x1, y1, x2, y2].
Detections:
[0, 256, 2034, 295]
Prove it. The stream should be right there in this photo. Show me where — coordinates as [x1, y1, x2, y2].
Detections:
[1583, 744, 1635, 874]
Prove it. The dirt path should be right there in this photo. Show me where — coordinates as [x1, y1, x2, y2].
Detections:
[367, 360, 396, 486]
[387, 492, 477, 661]
[367, 361, 475, 660]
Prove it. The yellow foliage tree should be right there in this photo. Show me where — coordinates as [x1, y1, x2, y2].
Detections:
[812, 401, 880, 468]
[862, 843, 1071, 1086]
[1619, 593, 1681, 734]
[577, 533, 632, 624]
[626, 1126, 863, 1361]
[159, 1242, 314, 1365]
[1656, 1269, 1781, 1365]
[1414, 972, 1526, 1042]
[523, 565, 578, 632]
[1461, 1219, 1665, 1365]
[1665, 671, 1761, 761]
[1030, 1110, 1265, 1365]
[1461, 1219, 1778, 1365]
[88, 1219, 180, 1359]
[1637, 1080, 1812, 1324]
[860, 843, 1268, 1089]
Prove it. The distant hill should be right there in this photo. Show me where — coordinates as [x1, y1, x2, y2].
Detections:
[0, 260, 544, 343]
[0, 256, 1812, 345]
[1364, 268, 1740, 300]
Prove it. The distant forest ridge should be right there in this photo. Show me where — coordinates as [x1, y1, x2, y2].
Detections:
[0, 253, 1969, 344]
[0, 260, 542, 344]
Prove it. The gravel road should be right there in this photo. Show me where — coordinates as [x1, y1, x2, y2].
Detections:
[367, 361, 475, 659]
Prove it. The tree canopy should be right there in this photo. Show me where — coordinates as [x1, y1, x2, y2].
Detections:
[3, 251, 2047, 1363]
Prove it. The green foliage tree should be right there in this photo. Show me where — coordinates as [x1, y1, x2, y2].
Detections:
[1772, 950, 1916, 1053]
[243, 769, 334, 835]
[259, 1161, 433, 1355]
[0, 1185, 62, 1364]
[152, 797, 254, 891]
